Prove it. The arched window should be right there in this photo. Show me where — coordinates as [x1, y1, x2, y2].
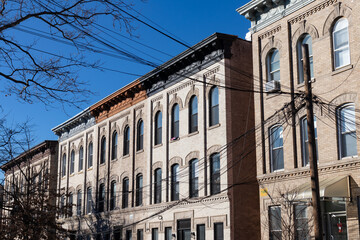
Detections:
[267, 49, 280, 82]
[61, 153, 66, 177]
[88, 142, 93, 168]
[209, 87, 219, 126]
[338, 104, 357, 158]
[297, 34, 314, 84]
[136, 174, 143, 206]
[100, 137, 106, 164]
[112, 131, 118, 160]
[300, 116, 318, 166]
[68, 192, 73, 217]
[154, 168, 162, 204]
[110, 181, 116, 210]
[123, 126, 130, 156]
[189, 159, 199, 198]
[86, 187, 93, 214]
[210, 153, 221, 195]
[171, 104, 179, 139]
[122, 177, 129, 208]
[79, 146, 84, 171]
[137, 120, 144, 151]
[98, 183, 105, 212]
[189, 96, 198, 133]
[155, 111, 162, 145]
[77, 190, 82, 216]
[269, 125, 284, 172]
[70, 150, 75, 174]
[333, 18, 350, 69]
[171, 164, 179, 201]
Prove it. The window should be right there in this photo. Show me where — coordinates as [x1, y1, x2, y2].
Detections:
[177, 219, 191, 240]
[86, 187, 93, 214]
[122, 177, 129, 208]
[77, 190, 82, 216]
[214, 223, 223, 240]
[154, 168, 162, 204]
[88, 142, 93, 168]
[126, 230, 132, 240]
[70, 150, 75, 174]
[114, 226, 122, 240]
[269, 125, 284, 172]
[210, 153, 220, 195]
[112, 131, 118, 160]
[269, 206, 282, 240]
[297, 34, 314, 84]
[98, 183, 105, 212]
[165, 227, 172, 240]
[295, 204, 309, 240]
[171, 104, 179, 139]
[155, 111, 162, 145]
[267, 49, 280, 82]
[197, 224, 205, 240]
[110, 181, 116, 210]
[136, 174, 143, 206]
[300, 116, 318, 166]
[100, 137, 106, 164]
[338, 104, 357, 158]
[123, 126, 130, 156]
[60, 194, 65, 217]
[189, 96, 198, 133]
[137, 229, 143, 240]
[152, 228, 158, 240]
[209, 87, 219, 126]
[62, 154, 66, 177]
[68, 192, 73, 217]
[171, 164, 179, 201]
[137, 120, 144, 151]
[333, 18, 350, 69]
[189, 159, 199, 198]
[79, 146, 84, 171]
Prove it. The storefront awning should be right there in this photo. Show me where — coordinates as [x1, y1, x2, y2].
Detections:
[295, 176, 350, 199]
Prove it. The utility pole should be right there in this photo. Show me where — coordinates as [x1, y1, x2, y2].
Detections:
[302, 44, 323, 239]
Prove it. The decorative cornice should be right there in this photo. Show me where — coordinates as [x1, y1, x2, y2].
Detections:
[259, 25, 281, 40]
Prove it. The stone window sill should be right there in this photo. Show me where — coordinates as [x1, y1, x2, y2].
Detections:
[153, 143, 163, 149]
[332, 64, 353, 76]
[188, 131, 199, 137]
[208, 123, 221, 130]
[136, 149, 144, 154]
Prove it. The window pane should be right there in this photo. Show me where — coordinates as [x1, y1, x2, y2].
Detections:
[70, 150, 75, 174]
[77, 190, 82, 215]
[214, 223, 223, 240]
[271, 126, 283, 148]
[190, 159, 199, 198]
[124, 126, 130, 155]
[112, 131, 118, 160]
[122, 178, 129, 208]
[341, 133, 357, 157]
[269, 206, 282, 240]
[172, 105, 180, 138]
[190, 96, 198, 133]
[340, 105, 357, 157]
[62, 154, 66, 177]
[197, 224, 205, 240]
[152, 228, 158, 240]
[110, 181, 116, 210]
[335, 48, 350, 68]
[154, 169, 162, 203]
[79, 147, 83, 171]
[295, 204, 309, 240]
[165, 227, 172, 240]
[126, 230, 132, 240]
[210, 87, 219, 126]
[88, 143, 93, 168]
[171, 164, 179, 201]
[136, 174, 143, 206]
[155, 112, 162, 145]
[211, 153, 221, 195]
[100, 137, 106, 164]
[137, 120, 144, 151]
[137, 229, 143, 240]
[98, 184, 105, 212]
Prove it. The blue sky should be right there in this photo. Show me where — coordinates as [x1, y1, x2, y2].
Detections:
[0, 0, 251, 146]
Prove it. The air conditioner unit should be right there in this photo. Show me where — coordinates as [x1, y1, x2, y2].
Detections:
[265, 80, 281, 93]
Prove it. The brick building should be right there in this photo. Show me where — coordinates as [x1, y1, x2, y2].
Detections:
[52, 33, 260, 240]
[239, 0, 360, 239]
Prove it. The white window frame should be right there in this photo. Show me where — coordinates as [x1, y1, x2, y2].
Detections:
[337, 103, 357, 158]
[269, 125, 284, 172]
[267, 49, 280, 82]
[333, 18, 350, 69]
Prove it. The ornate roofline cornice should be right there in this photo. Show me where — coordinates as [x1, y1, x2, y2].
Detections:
[52, 108, 94, 136]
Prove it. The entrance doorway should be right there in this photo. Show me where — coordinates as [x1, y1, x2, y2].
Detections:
[177, 219, 191, 240]
[326, 212, 347, 240]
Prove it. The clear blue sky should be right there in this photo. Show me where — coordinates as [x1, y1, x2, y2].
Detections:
[0, 0, 251, 146]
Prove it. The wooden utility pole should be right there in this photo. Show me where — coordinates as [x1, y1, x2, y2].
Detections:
[302, 44, 323, 239]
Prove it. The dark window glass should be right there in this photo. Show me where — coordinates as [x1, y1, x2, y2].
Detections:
[137, 229, 143, 240]
[152, 228, 158, 240]
[269, 206, 282, 240]
[214, 223, 223, 240]
[197, 224, 205, 240]
[60, 194, 65, 217]
[165, 227, 172, 240]
[88, 142, 93, 168]
[68, 192, 73, 217]
[154, 168, 162, 204]
[270, 125, 284, 172]
[189, 159, 199, 198]
[112, 131, 118, 160]
[267, 49, 280, 82]
[126, 230, 132, 240]
[155, 111, 162, 145]
[62, 154, 66, 177]
[338, 104, 357, 158]
[98, 183, 105, 212]
[209, 87, 219, 126]
[295, 204, 309, 240]
[70, 150, 75, 174]
[136, 174, 143, 206]
[210, 153, 220, 195]
[137, 120, 144, 151]
[297, 34, 314, 84]
[123, 126, 130, 156]
[189, 96, 198, 133]
[79, 146, 84, 171]
[113, 226, 122, 240]
[110, 181, 116, 210]
[177, 219, 191, 240]
[171, 104, 179, 138]
[100, 137, 106, 164]
[122, 177, 129, 208]
[86, 187, 93, 214]
[77, 190, 82, 216]
[171, 164, 179, 201]
[300, 116, 318, 166]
